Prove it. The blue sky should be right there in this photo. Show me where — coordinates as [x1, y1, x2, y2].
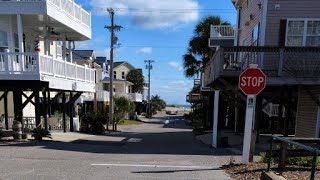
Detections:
[76, 0, 236, 105]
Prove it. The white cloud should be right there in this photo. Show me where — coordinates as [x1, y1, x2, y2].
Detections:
[136, 47, 152, 55]
[168, 61, 183, 71]
[89, 0, 199, 29]
[153, 80, 193, 104]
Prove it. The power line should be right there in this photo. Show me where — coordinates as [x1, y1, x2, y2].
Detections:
[120, 45, 187, 49]
[92, 7, 235, 13]
[105, 8, 123, 131]
[145, 60, 155, 118]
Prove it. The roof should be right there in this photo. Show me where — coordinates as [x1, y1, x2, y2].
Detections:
[95, 57, 107, 66]
[113, 61, 135, 70]
[72, 50, 95, 61]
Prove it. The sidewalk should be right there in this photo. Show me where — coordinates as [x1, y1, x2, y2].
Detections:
[48, 132, 96, 142]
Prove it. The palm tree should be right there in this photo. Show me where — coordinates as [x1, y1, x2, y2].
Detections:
[126, 69, 144, 93]
[183, 16, 230, 78]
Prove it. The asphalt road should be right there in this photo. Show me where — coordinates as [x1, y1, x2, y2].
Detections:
[0, 114, 231, 180]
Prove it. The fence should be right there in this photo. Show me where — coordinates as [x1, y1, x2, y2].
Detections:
[267, 136, 320, 180]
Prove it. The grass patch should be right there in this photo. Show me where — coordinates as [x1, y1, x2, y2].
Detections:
[118, 120, 143, 126]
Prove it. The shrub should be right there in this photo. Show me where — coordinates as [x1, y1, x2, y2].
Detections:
[82, 112, 107, 134]
[32, 128, 52, 140]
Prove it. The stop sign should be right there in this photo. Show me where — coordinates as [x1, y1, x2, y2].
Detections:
[239, 68, 266, 95]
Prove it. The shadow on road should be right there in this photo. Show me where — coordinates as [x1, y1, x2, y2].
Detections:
[131, 168, 221, 174]
[1, 118, 236, 156]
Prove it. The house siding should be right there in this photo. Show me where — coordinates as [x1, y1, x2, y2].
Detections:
[295, 86, 320, 138]
[238, 0, 262, 46]
[265, 0, 320, 46]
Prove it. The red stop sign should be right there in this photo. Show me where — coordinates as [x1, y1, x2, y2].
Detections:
[239, 68, 266, 95]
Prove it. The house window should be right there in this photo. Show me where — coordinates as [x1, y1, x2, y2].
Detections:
[0, 31, 8, 52]
[122, 71, 125, 79]
[252, 23, 260, 46]
[286, 20, 320, 47]
[113, 71, 116, 79]
[306, 21, 320, 46]
[287, 21, 304, 46]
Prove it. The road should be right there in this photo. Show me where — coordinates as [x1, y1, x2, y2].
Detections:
[0, 114, 232, 180]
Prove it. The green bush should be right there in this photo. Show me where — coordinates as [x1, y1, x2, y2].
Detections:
[114, 96, 135, 123]
[32, 128, 52, 140]
[260, 152, 270, 163]
[287, 157, 320, 167]
[82, 112, 107, 134]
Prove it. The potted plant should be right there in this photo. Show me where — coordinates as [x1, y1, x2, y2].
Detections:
[32, 127, 52, 141]
[22, 127, 32, 140]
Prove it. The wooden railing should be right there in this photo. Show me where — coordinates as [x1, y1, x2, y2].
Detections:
[203, 47, 320, 86]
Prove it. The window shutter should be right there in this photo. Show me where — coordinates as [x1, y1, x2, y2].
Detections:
[279, 19, 287, 47]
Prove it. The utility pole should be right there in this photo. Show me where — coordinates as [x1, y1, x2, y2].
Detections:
[145, 60, 154, 118]
[105, 8, 122, 130]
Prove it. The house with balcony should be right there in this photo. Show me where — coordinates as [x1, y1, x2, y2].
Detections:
[103, 61, 143, 103]
[203, 0, 320, 147]
[0, 0, 95, 133]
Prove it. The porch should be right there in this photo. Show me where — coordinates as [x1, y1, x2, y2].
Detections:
[0, 0, 91, 39]
[0, 52, 96, 92]
[204, 46, 320, 86]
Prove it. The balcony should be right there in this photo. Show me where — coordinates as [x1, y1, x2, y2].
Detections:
[203, 46, 320, 86]
[209, 25, 235, 48]
[0, 0, 91, 39]
[114, 92, 143, 102]
[96, 90, 109, 102]
[0, 52, 96, 92]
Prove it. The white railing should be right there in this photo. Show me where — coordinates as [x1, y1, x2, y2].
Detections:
[210, 25, 235, 38]
[114, 92, 143, 102]
[39, 55, 95, 82]
[114, 92, 129, 99]
[128, 93, 143, 102]
[0, 52, 39, 74]
[97, 90, 109, 102]
[0, 52, 95, 83]
[47, 0, 91, 28]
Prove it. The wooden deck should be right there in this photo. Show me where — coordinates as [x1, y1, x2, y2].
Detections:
[204, 46, 320, 87]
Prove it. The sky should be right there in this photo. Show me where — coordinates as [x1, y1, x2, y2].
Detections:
[76, 0, 236, 105]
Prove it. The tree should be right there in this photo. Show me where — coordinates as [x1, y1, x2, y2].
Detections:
[151, 95, 166, 115]
[183, 16, 230, 78]
[114, 96, 135, 122]
[126, 70, 144, 93]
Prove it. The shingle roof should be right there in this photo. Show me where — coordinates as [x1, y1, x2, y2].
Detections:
[72, 50, 94, 59]
[113, 61, 135, 70]
[114, 62, 125, 68]
[95, 57, 107, 66]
